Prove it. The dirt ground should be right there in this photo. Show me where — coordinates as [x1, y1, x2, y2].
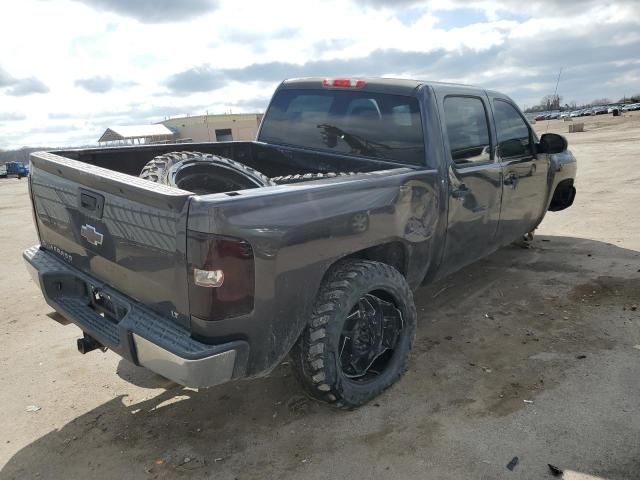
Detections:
[1, 112, 639, 480]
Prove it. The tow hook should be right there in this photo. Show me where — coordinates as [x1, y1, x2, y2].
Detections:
[77, 333, 107, 354]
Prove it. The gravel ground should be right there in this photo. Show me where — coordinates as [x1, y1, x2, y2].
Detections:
[1, 112, 639, 480]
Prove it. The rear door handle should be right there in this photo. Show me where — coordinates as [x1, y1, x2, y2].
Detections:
[504, 173, 519, 188]
[451, 183, 469, 198]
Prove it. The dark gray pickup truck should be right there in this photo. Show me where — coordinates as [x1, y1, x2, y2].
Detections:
[24, 77, 576, 408]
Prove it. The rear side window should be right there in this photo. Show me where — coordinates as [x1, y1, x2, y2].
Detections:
[443, 96, 491, 165]
[493, 100, 532, 158]
[259, 89, 424, 164]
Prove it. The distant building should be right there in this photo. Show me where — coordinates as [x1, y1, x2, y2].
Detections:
[97, 124, 175, 146]
[160, 113, 263, 143]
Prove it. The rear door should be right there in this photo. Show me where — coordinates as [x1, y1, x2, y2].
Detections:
[438, 92, 503, 274]
[488, 97, 550, 242]
[29, 152, 193, 329]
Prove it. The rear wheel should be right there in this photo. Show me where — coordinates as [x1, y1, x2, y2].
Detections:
[291, 260, 416, 408]
[139, 151, 273, 194]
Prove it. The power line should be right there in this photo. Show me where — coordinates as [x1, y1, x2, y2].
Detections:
[546, 67, 563, 133]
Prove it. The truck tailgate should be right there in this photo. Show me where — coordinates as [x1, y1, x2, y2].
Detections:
[29, 151, 193, 329]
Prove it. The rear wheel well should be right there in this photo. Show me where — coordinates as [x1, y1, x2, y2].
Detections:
[307, 242, 408, 331]
[549, 179, 576, 211]
[342, 242, 407, 277]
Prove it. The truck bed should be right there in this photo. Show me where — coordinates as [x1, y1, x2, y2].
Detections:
[52, 140, 409, 180]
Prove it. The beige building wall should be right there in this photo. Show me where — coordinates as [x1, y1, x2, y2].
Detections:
[160, 113, 263, 143]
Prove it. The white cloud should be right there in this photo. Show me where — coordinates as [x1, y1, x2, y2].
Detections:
[0, 0, 639, 149]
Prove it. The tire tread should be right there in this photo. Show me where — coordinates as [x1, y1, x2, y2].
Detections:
[139, 151, 274, 189]
[291, 259, 416, 409]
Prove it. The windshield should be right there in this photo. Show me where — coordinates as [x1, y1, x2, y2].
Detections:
[259, 88, 425, 164]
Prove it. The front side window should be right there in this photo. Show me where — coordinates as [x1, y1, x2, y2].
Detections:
[493, 100, 531, 159]
[443, 96, 491, 165]
[259, 89, 425, 164]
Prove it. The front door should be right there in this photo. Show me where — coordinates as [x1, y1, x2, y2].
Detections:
[489, 97, 550, 242]
[439, 93, 503, 276]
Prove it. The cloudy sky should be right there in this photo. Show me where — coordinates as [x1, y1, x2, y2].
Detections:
[1, 0, 639, 149]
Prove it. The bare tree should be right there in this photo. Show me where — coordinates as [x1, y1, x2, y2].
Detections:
[540, 94, 562, 110]
[619, 94, 640, 103]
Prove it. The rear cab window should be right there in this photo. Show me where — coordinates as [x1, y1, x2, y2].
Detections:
[259, 88, 425, 164]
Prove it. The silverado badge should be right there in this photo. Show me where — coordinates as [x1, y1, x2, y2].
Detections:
[81, 224, 104, 246]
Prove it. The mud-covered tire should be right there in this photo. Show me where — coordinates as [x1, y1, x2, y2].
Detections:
[270, 172, 356, 184]
[290, 259, 416, 409]
[139, 151, 273, 194]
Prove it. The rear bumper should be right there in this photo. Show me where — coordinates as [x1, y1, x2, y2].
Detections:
[23, 245, 249, 388]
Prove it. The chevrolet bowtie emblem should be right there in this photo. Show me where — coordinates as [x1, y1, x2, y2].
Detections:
[81, 224, 104, 246]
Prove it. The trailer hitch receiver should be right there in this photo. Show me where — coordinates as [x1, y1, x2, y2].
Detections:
[77, 333, 107, 354]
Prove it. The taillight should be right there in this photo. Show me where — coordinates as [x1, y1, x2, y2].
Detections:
[322, 78, 366, 88]
[187, 232, 255, 321]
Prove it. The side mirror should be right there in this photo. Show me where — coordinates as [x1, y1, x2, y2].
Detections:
[537, 133, 567, 154]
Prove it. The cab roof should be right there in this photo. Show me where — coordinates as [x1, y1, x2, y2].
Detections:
[280, 77, 481, 96]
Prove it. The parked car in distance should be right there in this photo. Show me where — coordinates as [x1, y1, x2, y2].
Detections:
[1, 161, 29, 179]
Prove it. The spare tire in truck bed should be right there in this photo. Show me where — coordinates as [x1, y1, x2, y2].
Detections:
[139, 151, 274, 194]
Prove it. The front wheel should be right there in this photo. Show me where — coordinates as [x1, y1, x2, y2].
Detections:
[290, 260, 416, 408]
[513, 230, 535, 248]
